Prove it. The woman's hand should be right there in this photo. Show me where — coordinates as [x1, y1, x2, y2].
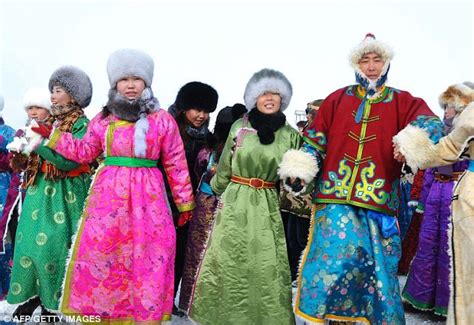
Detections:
[31, 123, 53, 138]
[178, 210, 193, 227]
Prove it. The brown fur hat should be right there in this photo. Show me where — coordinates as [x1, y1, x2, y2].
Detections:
[439, 83, 474, 112]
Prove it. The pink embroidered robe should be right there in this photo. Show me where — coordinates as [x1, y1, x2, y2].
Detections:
[47, 109, 194, 323]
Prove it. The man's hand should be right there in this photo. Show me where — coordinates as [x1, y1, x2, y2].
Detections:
[392, 143, 406, 163]
[285, 177, 305, 193]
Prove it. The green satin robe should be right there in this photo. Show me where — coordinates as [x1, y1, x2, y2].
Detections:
[190, 117, 300, 325]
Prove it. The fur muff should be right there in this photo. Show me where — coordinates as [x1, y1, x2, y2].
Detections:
[107, 48, 154, 88]
[393, 124, 437, 171]
[174, 81, 218, 113]
[22, 87, 51, 112]
[48, 66, 93, 108]
[243, 68, 292, 111]
[278, 149, 318, 194]
[439, 83, 474, 112]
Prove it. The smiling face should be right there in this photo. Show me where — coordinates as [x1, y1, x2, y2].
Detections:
[50, 86, 73, 105]
[256, 92, 281, 114]
[358, 52, 385, 81]
[184, 108, 210, 128]
[116, 77, 146, 100]
[27, 106, 50, 121]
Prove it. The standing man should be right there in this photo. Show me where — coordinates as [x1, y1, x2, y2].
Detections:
[279, 34, 443, 324]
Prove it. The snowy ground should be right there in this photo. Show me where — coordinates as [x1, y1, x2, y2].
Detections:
[0, 276, 445, 324]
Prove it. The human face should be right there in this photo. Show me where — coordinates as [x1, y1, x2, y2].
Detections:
[358, 52, 385, 81]
[116, 77, 146, 100]
[184, 108, 210, 128]
[51, 86, 73, 105]
[444, 105, 457, 119]
[256, 92, 281, 114]
[306, 104, 320, 124]
[27, 106, 50, 121]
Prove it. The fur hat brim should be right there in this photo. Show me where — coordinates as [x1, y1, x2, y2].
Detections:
[243, 68, 292, 111]
[49, 66, 93, 108]
[438, 83, 474, 112]
[349, 34, 394, 79]
[174, 81, 218, 113]
[107, 49, 154, 88]
[23, 87, 51, 112]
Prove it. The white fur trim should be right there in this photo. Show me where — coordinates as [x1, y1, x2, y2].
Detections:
[23, 120, 44, 154]
[454, 101, 474, 128]
[393, 124, 437, 170]
[349, 35, 393, 86]
[1, 193, 21, 254]
[446, 211, 454, 320]
[407, 200, 418, 208]
[349, 35, 394, 69]
[22, 87, 51, 112]
[134, 115, 149, 158]
[278, 149, 318, 183]
[6, 136, 28, 153]
[243, 68, 292, 111]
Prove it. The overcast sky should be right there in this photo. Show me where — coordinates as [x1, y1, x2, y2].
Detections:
[1, 0, 472, 130]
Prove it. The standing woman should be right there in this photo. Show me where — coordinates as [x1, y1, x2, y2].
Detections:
[190, 69, 301, 325]
[167, 81, 218, 314]
[34, 49, 195, 323]
[178, 103, 246, 314]
[7, 67, 92, 316]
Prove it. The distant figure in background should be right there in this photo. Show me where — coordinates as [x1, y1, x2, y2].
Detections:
[398, 169, 425, 275]
[178, 103, 246, 314]
[280, 98, 323, 283]
[167, 81, 218, 315]
[305, 99, 323, 126]
[0, 94, 16, 300]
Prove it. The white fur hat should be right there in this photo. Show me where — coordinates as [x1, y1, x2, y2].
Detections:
[349, 33, 394, 76]
[107, 49, 154, 88]
[23, 87, 51, 112]
[243, 68, 292, 111]
[49, 65, 93, 108]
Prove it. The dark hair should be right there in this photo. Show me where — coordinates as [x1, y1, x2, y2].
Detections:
[305, 99, 324, 114]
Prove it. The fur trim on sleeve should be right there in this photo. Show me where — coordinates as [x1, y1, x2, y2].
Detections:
[278, 148, 319, 187]
[393, 124, 436, 170]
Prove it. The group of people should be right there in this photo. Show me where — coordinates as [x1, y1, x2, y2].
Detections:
[0, 32, 472, 325]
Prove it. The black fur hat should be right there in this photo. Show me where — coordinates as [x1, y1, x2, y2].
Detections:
[214, 103, 246, 142]
[175, 81, 218, 113]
